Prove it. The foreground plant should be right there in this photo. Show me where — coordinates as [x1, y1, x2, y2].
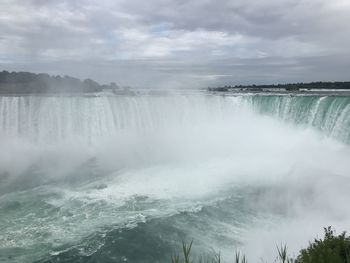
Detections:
[171, 227, 350, 263]
[171, 240, 193, 263]
[295, 227, 350, 263]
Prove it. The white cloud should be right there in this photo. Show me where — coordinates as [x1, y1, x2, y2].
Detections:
[0, 0, 349, 87]
[114, 28, 250, 59]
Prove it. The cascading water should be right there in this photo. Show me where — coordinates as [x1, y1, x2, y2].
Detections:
[243, 95, 350, 143]
[0, 95, 241, 143]
[1, 95, 349, 144]
[0, 93, 350, 263]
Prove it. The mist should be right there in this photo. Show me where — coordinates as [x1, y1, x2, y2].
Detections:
[1, 0, 350, 262]
[0, 93, 349, 262]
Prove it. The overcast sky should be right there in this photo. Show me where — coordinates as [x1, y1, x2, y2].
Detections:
[0, 0, 349, 88]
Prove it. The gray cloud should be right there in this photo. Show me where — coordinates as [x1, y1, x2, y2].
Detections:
[0, 0, 349, 88]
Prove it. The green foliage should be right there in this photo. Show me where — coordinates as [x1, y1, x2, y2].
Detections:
[234, 251, 247, 263]
[171, 227, 350, 263]
[172, 240, 193, 263]
[296, 227, 350, 263]
[276, 244, 295, 263]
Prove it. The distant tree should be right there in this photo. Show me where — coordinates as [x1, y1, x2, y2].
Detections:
[0, 70, 122, 94]
[110, 82, 119, 89]
[83, 78, 100, 92]
[208, 81, 350, 92]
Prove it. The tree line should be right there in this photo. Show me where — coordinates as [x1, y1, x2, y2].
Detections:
[208, 82, 350, 92]
[0, 70, 120, 94]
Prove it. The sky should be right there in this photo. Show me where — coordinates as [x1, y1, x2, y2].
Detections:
[0, 0, 350, 88]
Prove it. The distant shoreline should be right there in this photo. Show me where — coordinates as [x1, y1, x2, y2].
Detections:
[1, 90, 350, 98]
[208, 81, 350, 92]
[1, 70, 350, 95]
[207, 89, 350, 97]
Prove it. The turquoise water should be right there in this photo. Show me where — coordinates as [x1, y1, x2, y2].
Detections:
[0, 93, 349, 262]
[243, 95, 350, 143]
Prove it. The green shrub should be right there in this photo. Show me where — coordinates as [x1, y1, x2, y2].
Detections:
[171, 227, 350, 263]
[296, 227, 350, 263]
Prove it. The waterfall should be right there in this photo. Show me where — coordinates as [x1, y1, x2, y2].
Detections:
[1, 93, 350, 263]
[1, 94, 349, 144]
[242, 95, 350, 143]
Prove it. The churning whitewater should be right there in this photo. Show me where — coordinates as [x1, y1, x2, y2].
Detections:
[0, 93, 350, 263]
